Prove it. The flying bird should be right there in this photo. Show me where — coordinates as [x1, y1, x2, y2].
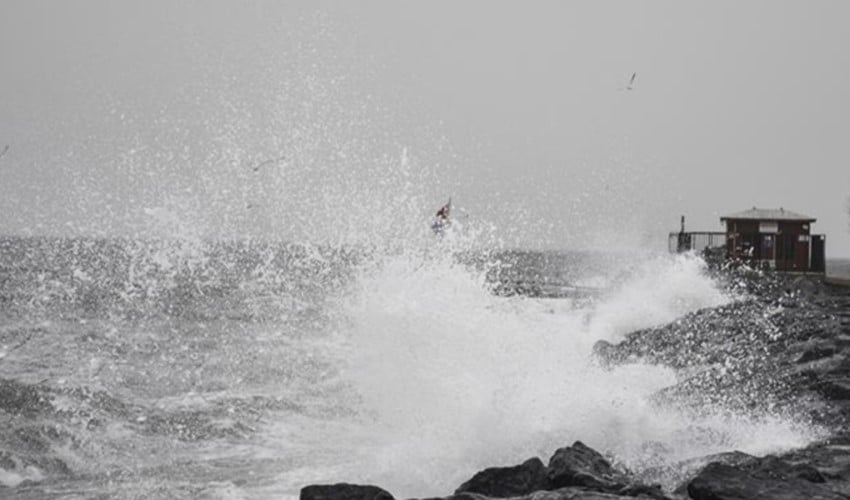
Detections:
[0, 145, 8, 160]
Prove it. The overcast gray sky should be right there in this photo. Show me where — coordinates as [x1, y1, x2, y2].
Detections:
[2, 1, 849, 256]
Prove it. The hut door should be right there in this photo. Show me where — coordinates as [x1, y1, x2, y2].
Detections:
[760, 234, 775, 267]
[811, 235, 825, 272]
[794, 235, 810, 272]
[778, 234, 794, 271]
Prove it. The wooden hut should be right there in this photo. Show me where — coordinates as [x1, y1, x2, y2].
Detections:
[721, 207, 824, 272]
[670, 207, 826, 273]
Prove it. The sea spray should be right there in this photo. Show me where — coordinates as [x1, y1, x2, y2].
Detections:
[332, 248, 821, 497]
[587, 253, 730, 342]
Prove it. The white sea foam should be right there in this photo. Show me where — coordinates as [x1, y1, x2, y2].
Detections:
[312, 248, 823, 497]
[587, 253, 729, 341]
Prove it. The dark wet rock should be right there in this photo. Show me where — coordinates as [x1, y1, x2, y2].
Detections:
[777, 440, 850, 496]
[547, 442, 629, 491]
[545, 442, 668, 499]
[653, 451, 759, 496]
[300, 483, 394, 500]
[455, 457, 550, 497]
[670, 441, 850, 498]
[447, 442, 670, 500]
[689, 453, 829, 484]
[441, 442, 673, 500]
[686, 461, 846, 500]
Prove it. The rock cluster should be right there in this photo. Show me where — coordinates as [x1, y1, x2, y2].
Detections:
[595, 271, 850, 430]
[301, 441, 850, 499]
[302, 441, 669, 500]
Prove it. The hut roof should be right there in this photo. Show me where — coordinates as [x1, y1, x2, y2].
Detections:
[720, 207, 816, 223]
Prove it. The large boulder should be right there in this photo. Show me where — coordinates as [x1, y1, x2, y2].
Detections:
[300, 483, 394, 500]
[455, 457, 550, 497]
[545, 442, 668, 499]
[547, 442, 630, 491]
[687, 462, 845, 500]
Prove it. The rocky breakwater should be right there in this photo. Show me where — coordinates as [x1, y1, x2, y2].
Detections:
[301, 268, 850, 500]
[592, 268, 850, 499]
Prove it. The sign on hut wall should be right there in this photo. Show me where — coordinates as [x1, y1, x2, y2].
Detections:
[759, 222, 778, 234]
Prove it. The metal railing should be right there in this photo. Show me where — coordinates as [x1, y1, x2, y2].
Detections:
[668, 232, 726, 254]
[668, 231, 826, 273]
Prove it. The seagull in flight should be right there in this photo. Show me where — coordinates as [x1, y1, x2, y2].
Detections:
[617, 73, 637, 92]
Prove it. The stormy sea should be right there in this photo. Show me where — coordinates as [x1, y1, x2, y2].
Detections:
[3, 233, 846, 499]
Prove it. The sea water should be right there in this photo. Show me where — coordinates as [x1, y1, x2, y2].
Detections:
[0, 235, 822, 499]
